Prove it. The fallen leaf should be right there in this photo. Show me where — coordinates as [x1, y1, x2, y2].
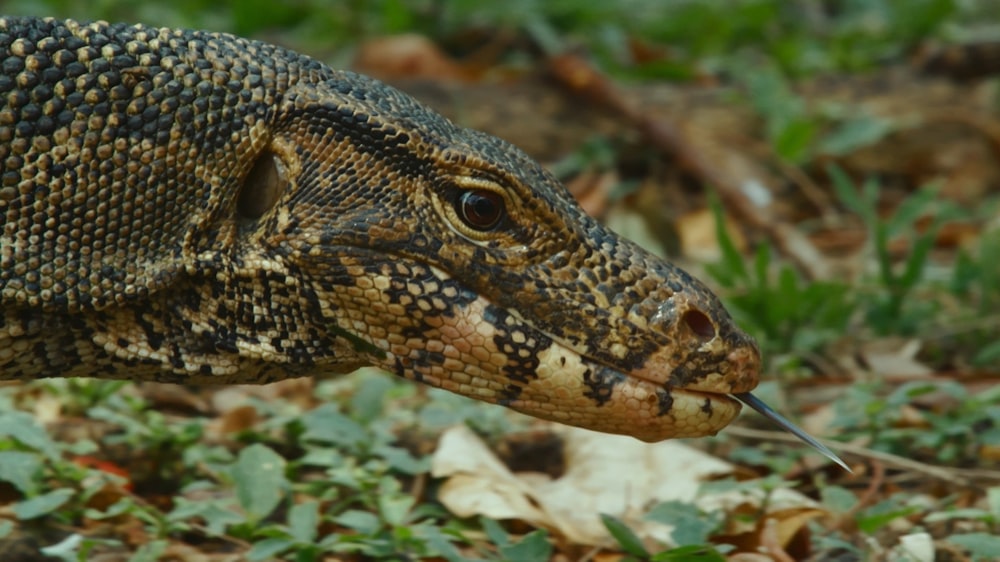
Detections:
[432, 425, 821, 549]
[354, 35, 469, 82]
[889, 531, 935, 562]
[207, 404, 260, 437]
[676, 207, 748, 262]
[860, 338, 934, 379]
[73, 456, 133, 492]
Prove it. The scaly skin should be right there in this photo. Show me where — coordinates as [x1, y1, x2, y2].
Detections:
[0, 17, 761, 441]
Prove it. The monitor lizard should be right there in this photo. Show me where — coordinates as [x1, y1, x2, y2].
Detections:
[0, 17, 844, 466]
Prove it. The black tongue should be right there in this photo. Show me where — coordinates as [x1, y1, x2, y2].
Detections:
[733, 392, 851, 472]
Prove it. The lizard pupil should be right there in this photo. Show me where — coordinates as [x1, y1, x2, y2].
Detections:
[457, 190, 504, 231]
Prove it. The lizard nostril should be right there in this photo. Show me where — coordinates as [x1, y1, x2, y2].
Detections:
[237, 150, 286, 220]
[683, 309, 716, 341]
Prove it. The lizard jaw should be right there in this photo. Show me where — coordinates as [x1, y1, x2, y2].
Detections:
[349, 272, 746, 441]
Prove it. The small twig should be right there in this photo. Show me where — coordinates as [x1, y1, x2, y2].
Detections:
[849, 458, 885, 517]
[743, 137, 837, 222]
[410, 471, 427, 504]
[920, 108, 1000, 160]
[546, 53, 830, 279]
[577, 545, 601, 562]
[724, 426, 1000, 487]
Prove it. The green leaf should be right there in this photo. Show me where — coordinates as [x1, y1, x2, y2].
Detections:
[336, 510, 381, 535]
[973, 341, 1000, 366]
[301, 404, 368, 448]
[645, 501, 721, 545]
[14, 488, 74, 520]
[129, 539, 168, 562]
[773, 117, 816, 163]
[652, 544, 728, 561]
[0, 519, 13, 540]
[169, 500, 244, 536]
[600, 513, 649, 557]
[349, 373, 395, 422]
[288, 501, 319, 544]
[988, 487, 1000, 521]
[828, 166, 876, 224]
[819, 115, 892, 156]
[924, 508, 993, 523]
[480, 516, 511, 547]
[413, 524, 466, 562]
[39, 534, 86, 559]
[819, 485, 859, 513]
[379, 491, 415, 527]
[499, 529, 553, 562]
[949, 533, 1000, 559]
[708, 193, 748, 285]
[0, 413, 60, 459]
[373, 445, 428, 475]
[0, 451, 41, 494]
[246, 537, 295, 561]
[232, 444, 287, 523]
[856, 501, 918, 534]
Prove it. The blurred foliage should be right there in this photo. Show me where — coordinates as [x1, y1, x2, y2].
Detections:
[2, 0, 993, 76]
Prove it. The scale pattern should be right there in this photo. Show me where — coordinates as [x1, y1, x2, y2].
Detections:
[0, 16, 761, 441]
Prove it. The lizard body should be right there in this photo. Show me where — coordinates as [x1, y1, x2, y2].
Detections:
[0, 16, 761, 442]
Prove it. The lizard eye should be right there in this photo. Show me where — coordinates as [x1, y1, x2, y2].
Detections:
[455, 189, 505, 231]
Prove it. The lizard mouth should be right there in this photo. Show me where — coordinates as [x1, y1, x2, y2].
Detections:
[526, 340, 849, 469]
[496, 340, 747, 442]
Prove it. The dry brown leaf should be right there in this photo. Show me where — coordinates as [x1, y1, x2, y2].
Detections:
[765, 508, 826, 548]
[207, 404, 260, 437]
[209, 379, 316, 414]
[980, 444, 1000, 461]
[432, 425, 822, 548]
[605, 205, 670, 261]
[565, 169, 619, 218]
[856, 338, 934, 379]
[717, 508, 822, 561]
[353, 35, 468, 82]
[431, 424, 555, 527]
[138, 383, 210, 413]
[676, 207, 748, 262]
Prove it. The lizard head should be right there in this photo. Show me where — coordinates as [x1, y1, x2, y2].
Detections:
[239, 73, 761, 441]
[235, 71, 761, 441]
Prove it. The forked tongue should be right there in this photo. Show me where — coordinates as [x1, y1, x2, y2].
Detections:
[733, 392, 851, 472]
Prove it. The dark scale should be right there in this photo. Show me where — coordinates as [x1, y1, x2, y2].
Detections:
[487, 304, 550, 386]
[581, 366, 626, 407]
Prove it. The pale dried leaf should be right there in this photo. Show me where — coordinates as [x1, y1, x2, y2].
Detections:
[432, 424, 552, 525]
[676, 208, 747, 262]
[605, 205, 669, 260]
[889, 532, 935, 562]
[860, 338, 933, 378]
[432, 425, 821, 548]
[353, 34, 467, 82]
[727, 554, 774, 562]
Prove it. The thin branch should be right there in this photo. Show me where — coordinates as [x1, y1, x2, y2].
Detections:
[724, 426, 1000, 487]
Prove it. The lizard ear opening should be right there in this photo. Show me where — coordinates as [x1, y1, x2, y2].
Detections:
[237, 151, 286, 220]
